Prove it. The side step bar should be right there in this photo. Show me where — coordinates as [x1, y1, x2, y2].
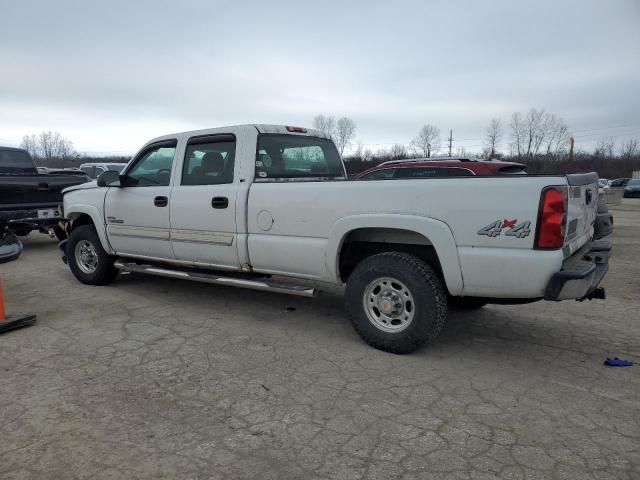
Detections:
[113, 261, 317, 298]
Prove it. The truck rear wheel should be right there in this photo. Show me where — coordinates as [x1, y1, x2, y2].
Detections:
[67, 225, 118, 285]
[345, 252, 448, 354]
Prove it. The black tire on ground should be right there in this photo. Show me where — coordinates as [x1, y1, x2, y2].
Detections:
[53, 225, 67, 242]
[66, 224, 118, 285]
[448, 296, 487, 309]
[345, 252, 448, 354]
[10, 226, 31, 237]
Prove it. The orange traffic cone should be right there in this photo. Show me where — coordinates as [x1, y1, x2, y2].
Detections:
[0, 277, 36, 334]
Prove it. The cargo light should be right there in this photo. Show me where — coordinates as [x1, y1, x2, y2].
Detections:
[286, 126, 307, 133]
[535, 186, 567, 249]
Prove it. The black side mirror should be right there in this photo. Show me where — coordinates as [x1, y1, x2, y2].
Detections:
[97, 170, 121, 187]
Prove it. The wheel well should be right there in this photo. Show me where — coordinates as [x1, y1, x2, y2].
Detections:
[338, 228, 444, 282]
[69, 213, 94, 231]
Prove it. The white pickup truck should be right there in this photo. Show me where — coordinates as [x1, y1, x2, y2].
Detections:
[60, 125, 610, 353]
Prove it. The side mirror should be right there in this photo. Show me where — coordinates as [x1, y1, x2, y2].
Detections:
[97, 170, 121, 187]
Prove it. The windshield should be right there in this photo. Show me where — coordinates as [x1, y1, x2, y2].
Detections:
[256, 135, 344, 180]
[628, 179, 640, 186]
[0, 149, 36, 174]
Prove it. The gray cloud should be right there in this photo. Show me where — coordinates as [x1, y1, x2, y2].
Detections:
[1, 0, 639, 154]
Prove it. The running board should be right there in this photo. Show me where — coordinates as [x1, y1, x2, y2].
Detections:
[113, 261, 317, 298]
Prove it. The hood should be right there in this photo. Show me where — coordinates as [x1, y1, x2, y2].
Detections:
[62, 180, 98, 194]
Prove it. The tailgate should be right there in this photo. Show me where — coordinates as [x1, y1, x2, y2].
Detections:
[0, 174, 86, 211]
[564, 173, 599, 255]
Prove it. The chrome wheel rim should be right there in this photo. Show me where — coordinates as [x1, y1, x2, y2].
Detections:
[75, 239, 99, 274]
[363, 277, 415, 333]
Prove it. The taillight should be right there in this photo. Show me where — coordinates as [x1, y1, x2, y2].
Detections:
[286, 126, 307, 133]
[535, 186, 567, 249]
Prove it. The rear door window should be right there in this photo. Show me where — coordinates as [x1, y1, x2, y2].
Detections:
[182, 135, 236, 185]
[256, 134, 345, 180]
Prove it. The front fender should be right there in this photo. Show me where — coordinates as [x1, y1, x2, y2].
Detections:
[326, 214, 463, 295]
[66, 204, 114, 255]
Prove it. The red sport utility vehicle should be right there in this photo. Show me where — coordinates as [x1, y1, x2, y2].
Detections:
[356, 158, 527, 179]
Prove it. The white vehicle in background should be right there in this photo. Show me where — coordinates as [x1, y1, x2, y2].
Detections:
[598, 178, 610, 193]
[60, 125, 610, 353]
[79, 162, 127, 179]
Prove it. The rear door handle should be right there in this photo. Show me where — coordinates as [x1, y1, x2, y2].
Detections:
[154, 196, 168, 207]
[211, 196, 229, 209]
[37, 182, 49, 191]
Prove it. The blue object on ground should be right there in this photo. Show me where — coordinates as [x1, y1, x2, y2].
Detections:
[604, 357, 633, 367]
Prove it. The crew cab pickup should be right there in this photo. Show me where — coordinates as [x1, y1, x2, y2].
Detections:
[60, 125, 610, 353]
[0, 146, 90, 239]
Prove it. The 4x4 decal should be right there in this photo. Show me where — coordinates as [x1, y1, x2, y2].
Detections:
[478, 219, 531, 238]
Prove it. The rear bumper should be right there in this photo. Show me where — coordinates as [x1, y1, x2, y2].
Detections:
[544, 240, 611, 301]
[594, 212, 613, 239]
[0, 207, 64, 226]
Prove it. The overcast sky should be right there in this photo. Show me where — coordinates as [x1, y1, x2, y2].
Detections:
[1, 0, 639, 156]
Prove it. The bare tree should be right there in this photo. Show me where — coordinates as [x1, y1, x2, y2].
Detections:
[389, 144, 408, 160]
[594, 137, 615, 158]
[57, 137, 76, 160]
[38, 131, 56, 162]
[335, 117, 356, 155]
[510, 109, 569, 159]
[20, 134, 39, 159]
[313, 115, 336, 138]
[484, 118, 502, 159]
[620, 138, 639, 158]
[22, 131, 77, 164]
[410, 125, 440, 158]
[510, 112, 525, 157]
[351, 141, 367, 160]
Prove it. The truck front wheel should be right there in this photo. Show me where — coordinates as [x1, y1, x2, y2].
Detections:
[67, 225, 118, 285]
[345, 252, 448, 354]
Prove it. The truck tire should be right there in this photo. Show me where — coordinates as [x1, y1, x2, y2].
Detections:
[11, 226, 31, 237]
[53, 225, 67, 242]
[448, 296, 487, 309]
[66, 225, 118, 285]
[345, 252, 448, 354]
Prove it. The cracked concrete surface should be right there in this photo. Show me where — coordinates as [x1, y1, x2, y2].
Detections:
[1, 202, 638, 479]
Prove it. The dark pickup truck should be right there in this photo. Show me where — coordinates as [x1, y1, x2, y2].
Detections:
[0, 146, 90, 240]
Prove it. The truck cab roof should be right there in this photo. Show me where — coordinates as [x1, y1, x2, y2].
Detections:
[145, 124, 330, 147]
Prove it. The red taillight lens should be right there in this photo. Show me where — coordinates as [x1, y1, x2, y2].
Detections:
[286, 126, 307, 133]
[535, 186, 567, 249]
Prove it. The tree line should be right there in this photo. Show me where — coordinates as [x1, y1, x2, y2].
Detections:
[331, 109, 640, 178]
[18, 112, 640, 179]
[19, 131, 128, 168]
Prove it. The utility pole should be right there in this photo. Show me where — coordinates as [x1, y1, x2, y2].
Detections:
[568, 136, 574, 161]
[447, 130, 453, 157]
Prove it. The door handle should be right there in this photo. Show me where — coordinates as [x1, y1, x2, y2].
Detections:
[211, 196, 229, 209]
[154, 196, 168, 207]
[37, 182, 49, 191]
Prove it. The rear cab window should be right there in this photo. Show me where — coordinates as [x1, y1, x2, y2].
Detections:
[255, 135, 345, 181]
[0, 149, 36, 174]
